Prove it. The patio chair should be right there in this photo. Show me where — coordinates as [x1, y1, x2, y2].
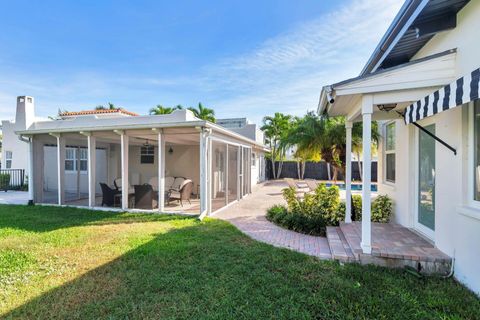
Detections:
[169, 180, 193, 206]
[113, 178, 134, 194]
[284, 178, 307, 199]
[100, 183, 121, 207]
[134, 184, 157, 210]
[304, 179, 319, 193]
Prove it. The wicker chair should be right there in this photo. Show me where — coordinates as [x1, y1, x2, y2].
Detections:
[100, 183, 121, 207]
[169, 180, 193, 206]
[134, 184, 157, 210]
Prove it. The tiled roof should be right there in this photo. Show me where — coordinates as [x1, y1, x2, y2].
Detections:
[59, 109, 139, 117]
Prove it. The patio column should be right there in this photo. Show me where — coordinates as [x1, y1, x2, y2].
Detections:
[155, 129, 165, 212]
[118, 130, 129, 210]
[51, 133, 65, 205]
[199, 128, 211, 219]
[207, 136, 212, 214]
[86, 133, 96, 207]
[361, 95, 373, 254]
[345, 121, 353, 223]
[28, 135, 34, 205]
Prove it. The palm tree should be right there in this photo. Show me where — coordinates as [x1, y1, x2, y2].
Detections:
[150, 104, 182, 115]
[282, 115, 321, 179]
[261, 112, 292, 179]
[188, 103, 215, 122]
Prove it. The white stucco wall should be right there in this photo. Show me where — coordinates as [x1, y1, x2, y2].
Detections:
[1, 120, 29, 173]
[378, 1, 480, 294]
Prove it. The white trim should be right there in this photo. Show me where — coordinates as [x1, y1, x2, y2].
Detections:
[457, 205, 480, 222]
[383, 121, 396, 185]
[413, 118, 436, 240]
[467, 102, 480, 209]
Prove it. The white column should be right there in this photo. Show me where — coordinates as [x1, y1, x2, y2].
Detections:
[56, 135, 66, 205]
[225, 144, 229, 205]
[28, 136, 34, 205]
[87, 134, 96, 207]
[157, 130, 165, 212]
[199, 129, 208, 218]
[120, 133, 129, 210]
[345, 121, 353, 223]
[207, 136, 212, 214]
[361, 95, 373, 254]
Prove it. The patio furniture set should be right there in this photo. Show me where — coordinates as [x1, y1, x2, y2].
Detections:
[100, 176, 193, 209]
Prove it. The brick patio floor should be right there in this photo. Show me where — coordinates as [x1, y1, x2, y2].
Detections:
[216, 180, 332, 260]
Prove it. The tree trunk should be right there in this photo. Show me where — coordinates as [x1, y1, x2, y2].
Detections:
[301, 161, 306, 180]
[356, 151, 362, 181]
[271, 158, 277, 179]
[296, 161, 301, 179]
[327, 162, 331, 180]
[332, 166, 338, 184]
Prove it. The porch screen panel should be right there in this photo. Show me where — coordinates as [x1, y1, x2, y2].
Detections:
[228, 145, 238, 203]
[42, 144, 59, 204]
[211, 141, 227, 212]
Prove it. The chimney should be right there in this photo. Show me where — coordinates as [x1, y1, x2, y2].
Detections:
[15, 96, 35, 130]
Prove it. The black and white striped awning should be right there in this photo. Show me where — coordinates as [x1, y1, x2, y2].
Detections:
[404, 68, 480, 124]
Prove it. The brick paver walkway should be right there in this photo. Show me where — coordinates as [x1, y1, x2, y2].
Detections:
[217, 180, 331, 260]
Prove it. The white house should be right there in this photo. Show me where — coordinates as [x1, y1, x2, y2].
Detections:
[319, 0, 479, 294]
[11, 97, 268, 218]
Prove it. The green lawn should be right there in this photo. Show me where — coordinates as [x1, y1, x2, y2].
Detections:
[0, 205, 478, 319]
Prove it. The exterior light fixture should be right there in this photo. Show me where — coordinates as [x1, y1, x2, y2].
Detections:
[377, 103, 397, 112]
[168, 146, 173, 154]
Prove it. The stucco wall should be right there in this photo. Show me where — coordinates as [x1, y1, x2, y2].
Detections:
[378, 1, 480, 294]
[1, 120, 29, 173]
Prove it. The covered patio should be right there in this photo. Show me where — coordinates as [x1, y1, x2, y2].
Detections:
[17, 110, 267, 218]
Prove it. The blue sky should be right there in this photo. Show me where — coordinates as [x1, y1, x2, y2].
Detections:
[0, 0, 402, 124]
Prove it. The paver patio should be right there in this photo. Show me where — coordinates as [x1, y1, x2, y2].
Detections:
[217, 180, 332, 259]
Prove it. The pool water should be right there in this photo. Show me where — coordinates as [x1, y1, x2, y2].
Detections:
[324, 183, 378, 192]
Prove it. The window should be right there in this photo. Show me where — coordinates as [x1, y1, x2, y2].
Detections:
[65, 147, 88, 172]
[65, 148, 75, 171]
[385, 122, 396, 183]
[5, 151, 12, 169]
[251, 152, 256, 166]
[473, 101, 480, 201]
[140, 146, 154, 164]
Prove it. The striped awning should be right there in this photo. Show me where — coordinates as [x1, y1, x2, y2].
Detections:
[404, 68, 480, 124]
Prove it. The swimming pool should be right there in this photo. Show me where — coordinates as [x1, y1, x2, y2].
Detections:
[324, 183, 378, 192]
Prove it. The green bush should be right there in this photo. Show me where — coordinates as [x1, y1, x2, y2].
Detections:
[267, 184, 344, 236]
[341, 194, 392, 223]
[0, 173, 10, 190]
[371, 195, 393, 223]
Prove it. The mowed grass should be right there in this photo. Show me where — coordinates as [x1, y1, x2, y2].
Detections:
[0, 205, 478, 319]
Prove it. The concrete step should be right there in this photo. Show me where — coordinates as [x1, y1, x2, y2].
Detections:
[339, 222, 363, 259]
[326, 226, 356, 262]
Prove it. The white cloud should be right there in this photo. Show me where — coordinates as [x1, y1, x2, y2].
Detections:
[0, 0, 402, 124]
[203, 0, 403, 123]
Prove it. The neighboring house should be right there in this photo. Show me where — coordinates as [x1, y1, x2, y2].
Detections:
[1, 97, 36, 172]
[318, 0, 479, 294]
[13, 96, 268, 219]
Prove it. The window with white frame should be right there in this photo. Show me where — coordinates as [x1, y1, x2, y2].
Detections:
[65, 148, 76, 171]
[473, 100, 480, 201]
[385, 122, 396, 183]
[5, 151, 12, 169]
[140, 146, 154, 164]
[65, 147, 88, 172]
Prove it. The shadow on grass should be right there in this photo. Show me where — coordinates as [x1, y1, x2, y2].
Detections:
[0, 204, 192, 233]
[3, 218, 479, 319]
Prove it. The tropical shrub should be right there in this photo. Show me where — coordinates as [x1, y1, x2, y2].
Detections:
[267, 184, 342, 236]
[343, 194, 393, 223]
[268, 184, 394, 236]
[371, 195, 393, 223]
